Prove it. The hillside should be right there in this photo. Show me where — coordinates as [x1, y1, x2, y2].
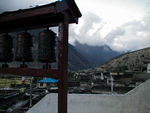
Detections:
[68, 47, 150, 95]
[95, 47, 150, 72]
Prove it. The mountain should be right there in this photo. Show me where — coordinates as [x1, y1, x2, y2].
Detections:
[95, 47, 150, 72]
[73, 41, 121, 66]
[68, 44, 93, 71]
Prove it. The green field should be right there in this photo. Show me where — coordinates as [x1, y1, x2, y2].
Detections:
[0, 76, 31, 88]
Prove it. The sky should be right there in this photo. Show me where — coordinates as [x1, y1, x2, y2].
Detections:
[0, 0, 150, 52]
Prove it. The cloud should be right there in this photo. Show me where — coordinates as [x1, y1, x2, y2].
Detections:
[69, 0, 150, 52]
[69, 12, 105, 46]
[104, 14, 150, 51]
[104, 28, 125, 43]
[78, 12, 101, 35]
[70, 12, 150, 52]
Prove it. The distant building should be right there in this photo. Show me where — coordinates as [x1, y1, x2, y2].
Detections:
[37, 78, 58, 89]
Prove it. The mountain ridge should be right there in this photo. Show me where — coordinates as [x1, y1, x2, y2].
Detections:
[73, 41, 121, 66]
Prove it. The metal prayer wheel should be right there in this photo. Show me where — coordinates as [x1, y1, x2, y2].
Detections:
[38, 29, 56, 63]
[15, 32, 33, 62]
[0, 33, 13, 62]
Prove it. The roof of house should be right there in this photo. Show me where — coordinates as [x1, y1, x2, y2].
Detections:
[39, 78, 58, 83]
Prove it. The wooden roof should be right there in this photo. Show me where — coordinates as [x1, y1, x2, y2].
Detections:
[0, 0, 82, 33]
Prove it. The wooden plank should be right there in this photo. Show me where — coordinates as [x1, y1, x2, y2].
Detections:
[0, 5, 56, 23]
[0, 68, 59, 79]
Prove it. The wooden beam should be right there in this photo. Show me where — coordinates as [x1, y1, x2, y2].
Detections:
[0, 5, 56, 23]
[0, 68, 59, 79]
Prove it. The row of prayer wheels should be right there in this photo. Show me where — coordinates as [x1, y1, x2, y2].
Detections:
[0, 29, 56, 65]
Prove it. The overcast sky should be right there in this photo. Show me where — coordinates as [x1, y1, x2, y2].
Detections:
[0, 0, 150, 51]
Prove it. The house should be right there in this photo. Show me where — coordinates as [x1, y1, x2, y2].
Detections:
[37, 78, 58, 89]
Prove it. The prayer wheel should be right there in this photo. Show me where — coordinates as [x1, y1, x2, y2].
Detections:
[15, 32, 33, 62]
[38, 30, 56, 63]
[0, 33, 13, 62]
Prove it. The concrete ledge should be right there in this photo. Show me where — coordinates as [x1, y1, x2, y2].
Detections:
[27, 79, 150, 113]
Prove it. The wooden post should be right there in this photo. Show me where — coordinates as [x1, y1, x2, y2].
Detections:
[58, 13, 69, 113]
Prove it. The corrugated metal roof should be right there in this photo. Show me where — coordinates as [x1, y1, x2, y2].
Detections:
[39, 78, 58, 83]
[0, 0, 62, 13]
